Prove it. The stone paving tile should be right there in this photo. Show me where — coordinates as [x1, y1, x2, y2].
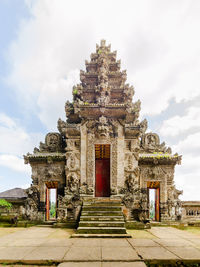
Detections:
[9, 232, 51, 239]
[148, 228, 181, 239]
[0, 238, 11, 246]
[166, 227, 200, 239]
[72, 238, 101, 247]
[155, 238, 194, 247]
[7, 238, 47, 247]
[179, 232, 200, 239]
[40, 238, 74, 247]
[127, 229, 155, 239]
[135, 246, 179, 260]
[64, 247, 101, 261]
[189, 238, 200, 246]
[0, 265, 55, 267]
[23, 246, 69, 261]
[128, 238, 160, 247]
[166, 246, 200, 260]
[101, 238, 130, 247]
[102, 262, 147, 267]
[102, 247, 140, 261]
[58, 263, 101, 267]
[0, 246, 35, 261]
[49, 229, 74, 238]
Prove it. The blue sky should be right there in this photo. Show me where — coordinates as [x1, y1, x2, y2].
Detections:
[0, 0, 200, 200]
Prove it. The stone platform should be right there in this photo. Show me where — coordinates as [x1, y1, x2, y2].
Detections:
[0, 226, 200, 266]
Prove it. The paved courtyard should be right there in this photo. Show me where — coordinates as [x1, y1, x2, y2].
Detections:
[0, 226, 200, 266]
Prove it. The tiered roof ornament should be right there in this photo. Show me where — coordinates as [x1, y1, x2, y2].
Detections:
[64, 39, 144, 128]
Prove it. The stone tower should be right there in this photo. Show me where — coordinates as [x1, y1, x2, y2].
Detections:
[24, 40, 182, 223]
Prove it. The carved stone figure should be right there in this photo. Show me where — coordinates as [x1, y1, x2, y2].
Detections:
[24, 186, 40, 221]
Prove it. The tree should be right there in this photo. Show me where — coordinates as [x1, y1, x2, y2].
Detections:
[0, 199, 12, 210]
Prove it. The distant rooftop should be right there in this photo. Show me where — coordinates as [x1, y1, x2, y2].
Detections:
[0, 188, 27, 199]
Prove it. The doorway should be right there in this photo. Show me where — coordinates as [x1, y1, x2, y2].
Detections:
[95, 144, 110, 197]
[45, 181, 58, 221]
[147, 181, 160, 221]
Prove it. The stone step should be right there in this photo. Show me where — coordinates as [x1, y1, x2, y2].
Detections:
[81, 211, 122, 216]
[82, 206, 121, 211]
[79, 221, 125, 227]
[80, 216, 124, 221]
[77, 227, 127, 234]
[71, 233, 132, 238]
[84, 198, 121, 203]
[83, 202, 121, 207]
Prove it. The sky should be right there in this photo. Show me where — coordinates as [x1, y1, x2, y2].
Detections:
[0, 0, 200, 200]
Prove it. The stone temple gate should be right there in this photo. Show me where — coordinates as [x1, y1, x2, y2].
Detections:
[24, 40, 182, 224]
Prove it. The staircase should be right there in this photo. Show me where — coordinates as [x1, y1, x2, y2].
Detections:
[73, 199, 131, 238]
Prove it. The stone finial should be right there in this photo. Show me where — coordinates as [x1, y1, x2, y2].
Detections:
[100, 39, 106, 47]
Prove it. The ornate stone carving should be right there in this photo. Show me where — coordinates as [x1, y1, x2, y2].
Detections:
[141, 133, 172, 153]
[35, 165, 65, 182]
[34, 132, 63, 153]
[86, 116, 115, 139]
[66, 172, 79, 194]
[124, 84, 135, 105]
[140, 166, 167, 180]
[167, 184, 183, 220]
[24, 186, 40, 221]
[66, 152, 80, 171]
[139, 119, 148, 135]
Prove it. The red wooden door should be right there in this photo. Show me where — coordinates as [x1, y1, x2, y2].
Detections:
[46, 188, 50, 220]
[155, 187, 160, 221]
[95, 159, 110, 197]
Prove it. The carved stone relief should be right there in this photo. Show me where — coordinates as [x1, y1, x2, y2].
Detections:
[141, 133, 172, 153]
[34, 132, 63, 153]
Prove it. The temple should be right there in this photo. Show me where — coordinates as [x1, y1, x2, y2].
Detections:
[24, 40, 182, 228]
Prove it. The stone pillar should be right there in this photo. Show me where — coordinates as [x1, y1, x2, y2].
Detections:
[117, 124, 125, 189]
[80, 124, 87, 185]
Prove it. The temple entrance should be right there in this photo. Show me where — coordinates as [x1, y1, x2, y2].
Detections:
[95, 144, 110, 197]
[147, 181, 160, 221]
[45, 181, 58, 221]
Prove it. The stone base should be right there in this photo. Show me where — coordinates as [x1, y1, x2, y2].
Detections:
[71, 233, 132, 238]
[53, 221, 77, 228]
[125, 221, 151, 229]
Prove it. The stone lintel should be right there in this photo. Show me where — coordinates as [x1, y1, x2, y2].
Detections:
[24, 153, 66, 164]
[139, 154, 182, 165]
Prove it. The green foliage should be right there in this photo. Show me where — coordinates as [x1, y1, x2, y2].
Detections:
[73, 89, 78, 95]
[0, 199, 12, 210]
[50, 202, 56, 218]
[98, 49, 102, 54]
[141, 152, 179, 160]
[149, 200, 155, 220]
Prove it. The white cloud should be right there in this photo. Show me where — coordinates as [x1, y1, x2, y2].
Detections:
[0, 154, 31, 174]
[19, 183, 30, 189]
[159, 107, 200, 137]
[172, 132, 200, 156]
[0, 112, 43, 155]
[37, 70, 79, 129]
[6, 0, 200, 128]
[175, 157, 200, 201]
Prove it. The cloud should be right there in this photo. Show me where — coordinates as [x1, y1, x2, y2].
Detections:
[6, 0, 200, 129]
[172, 132, 200, 156]
[0, 112, 43, 155]
[175, 156, 200, 201]
[159, 107, 200, 137]
[19, 183, 30, 189]
[0, 154, 31, 174]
